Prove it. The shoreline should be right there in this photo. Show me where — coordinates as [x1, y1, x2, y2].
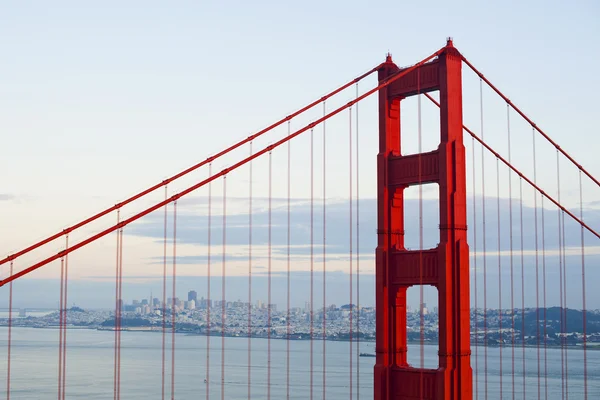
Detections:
[1, 324, 597, 351]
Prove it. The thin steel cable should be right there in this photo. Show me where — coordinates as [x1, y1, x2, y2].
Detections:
[519, 178, 526, 400]
[355, 82, 361, 399]
[561, 210, 569, 399]
[171, 201, 177, 400]
[557, 150, 565, 400]
[496, 158, 503, 399]
[162, 187, 168, 400]
[114, 211, 120, 400]
[322, 101, 327, 400]
[268, 151, 272, 400]
[286, 121, 291, 400]
[59, 254, 65, 400]
[532, 126, 541, 399]
[507, 104, 515, 400]
[349, 106, 354, 400]
[472, 135, 479, 400]
[206, 165, 212, 400]
[479, 78, 488, 399]
[117, 228, 123, 400]
[248, 142, 253, 400]
[62, 235, 69, 400]
[6, 261, 13, 400]
[310, 127, 314, 400]
[541, 196, 548, 400]
[579, 170, 588, 400]
[221, 176, 227, 400]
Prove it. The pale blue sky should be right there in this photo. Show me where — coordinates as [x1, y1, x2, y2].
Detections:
[1, 1, 599, 309]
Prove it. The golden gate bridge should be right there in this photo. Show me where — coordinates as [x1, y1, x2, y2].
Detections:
[1, 39, 598, 399]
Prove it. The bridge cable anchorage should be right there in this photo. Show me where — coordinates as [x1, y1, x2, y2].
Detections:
[422, 93, 600, 241]
[286, 122, 291, 400]
[161, 186, 168, 400]
[471, 131, 479, 400]
[519, 178, 526, 400]
[0, 47, 445, 287]
[171, 200, 177, 400]
[349, 105, 354, 400]
[579, 169, 588, 400]
[6, 261, 13, 400]
[0, 64, 382, 270]
[310, 126, 314, 400]
[322, 100, 327, 400]
[460, 55, 600, 189]
[506, 104, 516, 400]
[532, 126, 542, 399]
[206, 165, 212, 400]
[479, 77, 489, 400]
[248, 141, 253, 400]
[495, 156, 503, 400]
[221, 176, 227, 400]
[267, 150, 272, 400]
[354, 82, 361, 399]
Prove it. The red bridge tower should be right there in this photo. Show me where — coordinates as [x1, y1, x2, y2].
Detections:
[374, 40, 473, 400]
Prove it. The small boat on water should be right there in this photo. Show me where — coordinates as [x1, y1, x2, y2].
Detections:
[359, 352, 375, 357]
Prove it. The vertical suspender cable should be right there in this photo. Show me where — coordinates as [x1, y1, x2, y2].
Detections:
[171, 201, 177, 400]
[496, 158, 502, 399]
[507, 104, 515, 400]
[5, 261, 13, 400]
[62, 235, 69, 400]
[472, 135, 479, 400]
[519, 178, 526, 399]
[287, 122, 293, 399]
[310, 126, 314, 400]
[561, 200, 569, 399]
[541, 196, 548, 400]
[578, 170, 588, 400]
[162, 187, 168, 400]
[268, 151, 272, 400]
[117, 227, 123, 400]
[355, 83, 361, 399]
[322, 101, 327, 400]
[248, 143, 253, 400]
[479, 78, 488, 400]
[114, 210, 121, 400]
[221, 176, 227, 400]
[532, 126, 541, 399]
[60, 254, 65, 400]
[348, 106, 354, 400]
[557, 151, 565, 400]
[206, 165, 212, 400]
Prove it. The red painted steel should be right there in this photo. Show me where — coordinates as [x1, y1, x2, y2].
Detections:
[375, 39, 472, 400]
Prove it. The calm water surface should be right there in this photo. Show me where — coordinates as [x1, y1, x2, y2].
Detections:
[0, 327, 598, 399]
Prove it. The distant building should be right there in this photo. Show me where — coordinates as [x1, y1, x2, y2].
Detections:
[188, 290, 197, 302]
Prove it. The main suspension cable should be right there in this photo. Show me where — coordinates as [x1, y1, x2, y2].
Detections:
[1, 48, 446, 287]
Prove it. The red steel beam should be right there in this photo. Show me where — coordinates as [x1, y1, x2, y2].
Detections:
[425, 92, 600, 241]
[0, 65, 382, 267]
[461, 55, 600, 188]
[0, 47, 447, 287]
